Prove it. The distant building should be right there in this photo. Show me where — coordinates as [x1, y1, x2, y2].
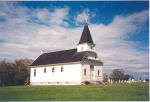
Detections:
[30, 23, 103, 85]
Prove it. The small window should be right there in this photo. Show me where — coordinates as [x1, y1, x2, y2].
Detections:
[98, 70, 99, 76]
[52, 67, 55, 72]
[61, 66, 63, 72]
[84, 69, 86, 76]
[44, 68, 46, 73]
[34, 69, 36, 77]
[90, 65, 94, 68]
[90, 46, 93, 49]
[90, 65, 94, 71]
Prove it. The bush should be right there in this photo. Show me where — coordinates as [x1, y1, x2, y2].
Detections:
[84, 81, 90, 85]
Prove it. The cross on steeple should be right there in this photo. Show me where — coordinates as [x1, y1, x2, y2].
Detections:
[84, 15, 88, 24]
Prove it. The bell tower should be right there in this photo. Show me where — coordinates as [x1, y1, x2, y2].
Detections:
[77, 23, 95, 52]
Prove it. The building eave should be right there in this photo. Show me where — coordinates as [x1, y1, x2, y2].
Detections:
[77, 43, 96, 46]
[30, 61, 81, 68]
[81, 59, 103, 66]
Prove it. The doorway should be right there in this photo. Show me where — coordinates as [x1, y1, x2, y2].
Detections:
[90, 65, 95, 80]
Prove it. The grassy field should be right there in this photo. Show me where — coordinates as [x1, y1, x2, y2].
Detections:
[0, 82, 149, 101]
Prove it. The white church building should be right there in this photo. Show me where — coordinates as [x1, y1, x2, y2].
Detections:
[30, 23, 103, 85]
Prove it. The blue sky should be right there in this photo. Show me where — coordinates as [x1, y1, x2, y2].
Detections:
[0, 1, 149, 79]
[21, 1, 148, 46]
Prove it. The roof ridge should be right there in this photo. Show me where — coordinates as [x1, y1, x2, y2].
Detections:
[42, 48, 77, 55]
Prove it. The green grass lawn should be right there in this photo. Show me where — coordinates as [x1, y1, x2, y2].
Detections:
[0, 82, 149, 101]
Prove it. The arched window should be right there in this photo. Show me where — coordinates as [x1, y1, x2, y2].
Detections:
[44, 67, 46, 73]
[84, 69, 86, 76]
[52, 67, 55, 72]
[98, 70, 100, 76]
[61, 66, 63, 72]
[34, 69, 36, 77]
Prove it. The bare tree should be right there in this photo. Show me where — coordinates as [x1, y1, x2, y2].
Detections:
[109, 69, 124, 82]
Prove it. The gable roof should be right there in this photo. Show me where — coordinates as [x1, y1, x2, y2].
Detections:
[79, 23, 94, 44]
[30, 24, 103, 67]
[31, 49, 86, 66]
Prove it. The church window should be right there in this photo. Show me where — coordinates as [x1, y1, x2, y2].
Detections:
[90, 65, 94, 71]
[44, 68, 46, 73]
[90, 46, 93, 49]
[52, 67, 55, 72]
[84, 69, 86, 76]
[61, 66, 63, 72]
[98, 70, 99, 76]
[34, 69, 36, 77]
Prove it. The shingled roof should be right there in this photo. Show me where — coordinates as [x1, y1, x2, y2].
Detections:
[31, 24, 102, 66]
[31, 49, 86, 66]
[79, 23, 94, 44]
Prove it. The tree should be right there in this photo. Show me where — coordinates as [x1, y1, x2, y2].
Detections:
[145, 79, 149, 82]
[123, 74, 133, 81]
[109, 69, 134, 83]
[0, 60, 17, 86]
[14, 59, 33, 85]
[109, 69, 124, 81]
[0, 59, 33, 86]
[103, 73, 108, 82]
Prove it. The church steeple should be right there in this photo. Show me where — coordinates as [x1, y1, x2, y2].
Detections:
[79, 23, 94, 44]
[77, 23, 95, 52]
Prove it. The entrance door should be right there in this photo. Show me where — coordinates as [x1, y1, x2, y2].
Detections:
[90, 65, 95, 80]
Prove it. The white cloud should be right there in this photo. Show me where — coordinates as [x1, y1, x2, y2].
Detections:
[35, 7, 70, 26]
[89, 10, 149, 73]
[0, 2, 148, 77]
[36, 8, 50, 22]
[75, 8, 90, 24]
[49, 7, 69, 26]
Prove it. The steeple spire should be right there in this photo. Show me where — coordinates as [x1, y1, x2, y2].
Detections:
[79, 23, 94, 44]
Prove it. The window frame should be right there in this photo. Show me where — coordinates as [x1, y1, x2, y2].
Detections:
[34, 69, 36, 77]
[52, 67, 55, 72]
[90, 46, 93, 49]
[44, 67, 46, 73]
[61, 66, 64, 72]
[84, 69, 86, 76]
[90, 65, 94, 71]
